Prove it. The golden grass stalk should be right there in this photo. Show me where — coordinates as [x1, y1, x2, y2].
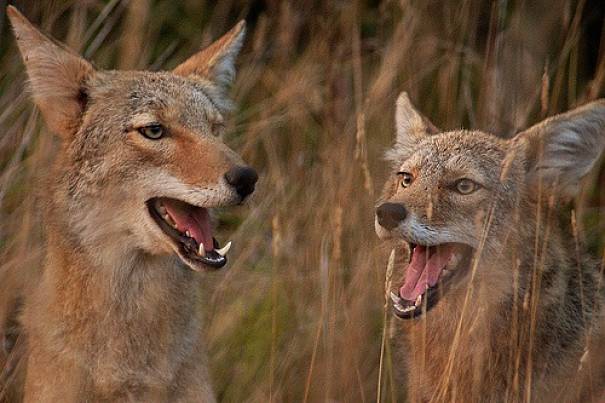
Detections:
[376, 249, 395, 403]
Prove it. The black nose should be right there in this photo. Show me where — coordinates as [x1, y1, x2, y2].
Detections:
[224, 166, 258, 200]
[376, 203, 407, 230]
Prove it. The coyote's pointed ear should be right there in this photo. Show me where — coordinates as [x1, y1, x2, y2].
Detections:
[173, 21, 246, 89]
[512, 100, 605, 199]
[8, 6, 94, 138]
[387, 92, 439, 162]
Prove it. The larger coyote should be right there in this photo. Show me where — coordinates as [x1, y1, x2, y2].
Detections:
[375, 92, 605, 402]
[0, 7, 257, 402]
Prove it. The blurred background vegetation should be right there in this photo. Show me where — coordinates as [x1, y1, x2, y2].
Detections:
[0, 0, 604, 401]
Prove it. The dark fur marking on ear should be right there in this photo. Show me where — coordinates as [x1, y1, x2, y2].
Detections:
[76, 87, 88, 112]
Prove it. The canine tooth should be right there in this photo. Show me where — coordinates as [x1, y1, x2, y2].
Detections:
[415, 294, 422, 307]
[215, 241, 232, 257]
[185, 230, 191, 238]
[198, 243, 206, 256]
[163, 214, 176, 227]
[158, 205, 167, 214]
[390, 291, 402, 305]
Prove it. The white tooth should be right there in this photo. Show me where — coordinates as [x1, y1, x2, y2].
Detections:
[164, 214, 176, 227]
[390, 291, 402, 305]
[158, 205, 167, 215]
[415, 294, 422, 307]
[393, 299, 417, 313]
[198, 243, 206, 256]
[394, 303, 405, 312]
[185, 230, 191, 238]
[215, 241, 232, 257]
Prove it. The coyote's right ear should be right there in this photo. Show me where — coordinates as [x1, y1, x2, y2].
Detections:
[387, 92, 439, 162]
[8, 6, 95, 138]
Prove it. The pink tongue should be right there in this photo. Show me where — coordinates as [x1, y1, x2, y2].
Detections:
[162, 200, 214, 252]
[399, 245, 453, 301]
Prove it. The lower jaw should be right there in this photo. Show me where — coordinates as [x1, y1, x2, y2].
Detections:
[176, 243, 227, 271]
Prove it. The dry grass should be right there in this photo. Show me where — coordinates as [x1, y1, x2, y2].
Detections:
[0, 0, 604, 401]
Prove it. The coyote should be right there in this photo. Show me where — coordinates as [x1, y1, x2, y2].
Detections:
[0, 6, 257, 402]
[375, 92, 605, 402]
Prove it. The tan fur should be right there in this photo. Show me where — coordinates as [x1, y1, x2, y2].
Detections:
[1, 6, 251, 402]
[377, 92, 605, 402]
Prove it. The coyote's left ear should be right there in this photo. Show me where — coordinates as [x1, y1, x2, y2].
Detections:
[512, 100, 605, 198]
[173, 21, 246, 89]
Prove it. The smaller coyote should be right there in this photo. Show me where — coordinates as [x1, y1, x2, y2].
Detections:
[1, 6, 257, 402]
[375, 92, 605, 402]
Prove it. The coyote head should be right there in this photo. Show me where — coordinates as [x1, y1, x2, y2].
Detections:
[9, 7, 257, 272]
[376, 92, 605, 319]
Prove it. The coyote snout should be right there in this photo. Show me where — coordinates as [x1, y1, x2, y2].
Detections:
[145, 162, 258, 271]
[375, 192, 476, 319]
[145, 162, 257, 271]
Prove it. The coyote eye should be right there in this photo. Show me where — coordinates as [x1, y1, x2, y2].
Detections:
[454, 178, 479, 195]
[138, 124, 164, 140]
[398, 172, 414, 188]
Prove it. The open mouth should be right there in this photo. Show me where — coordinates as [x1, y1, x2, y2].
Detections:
[390, 242, 474, 319]
[146, 197, 232, 271]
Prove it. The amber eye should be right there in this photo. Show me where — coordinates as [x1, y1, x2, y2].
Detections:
[454, 178, 479, 195]
[398, 172, 414, 188]
[138, 124, 164, 140]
